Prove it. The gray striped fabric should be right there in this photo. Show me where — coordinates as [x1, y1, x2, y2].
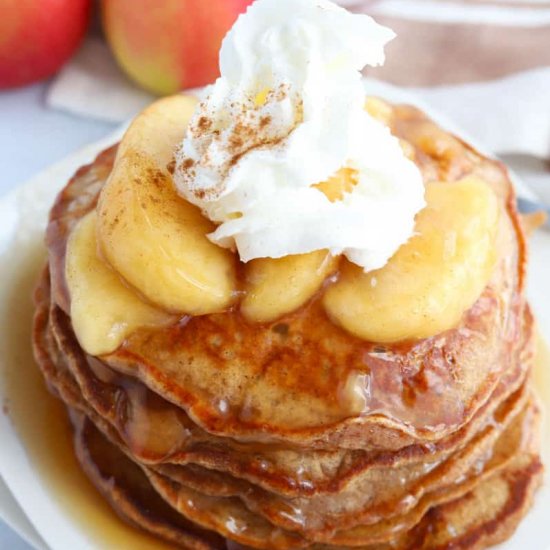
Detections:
[338, 0, 550, 86]
[332, 0, 550, 159]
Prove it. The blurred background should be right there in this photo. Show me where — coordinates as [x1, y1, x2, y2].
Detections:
[0, 0, 549, 545]
[0, 0, 549, 198]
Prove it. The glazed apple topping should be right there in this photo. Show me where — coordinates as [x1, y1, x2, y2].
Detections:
[324, 177, 500, 342]
[62, 0, 503, 353]
[65, 211, 174, 356]
[96, 96, 237, 316]
[65, 95, 501, 353]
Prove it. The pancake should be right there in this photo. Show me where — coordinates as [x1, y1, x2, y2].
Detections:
[70, 400, 542, 550]
[36, 264, 533, 513]
[71, 409, 225, 550]
[32, 99, 543, 549]
[57, 315, 538, 550]
[33, 255, 540, 548]
[44, 106, 527, 450]
[153, 384, 531, 537]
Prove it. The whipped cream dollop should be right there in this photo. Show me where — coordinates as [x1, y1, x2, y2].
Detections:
[174, 0, 425, 272]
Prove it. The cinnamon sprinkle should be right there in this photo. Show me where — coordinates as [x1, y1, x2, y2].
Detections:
[177, 83, 300, 204]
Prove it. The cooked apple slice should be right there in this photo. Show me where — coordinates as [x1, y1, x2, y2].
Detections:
[323, 177, 500, 342]
[97, 95, 237, 315]
[313, 167, 357, 201]
[241, 166, 350, 323]
[66, 212, 174, 356]
[241, 251, 338, 323]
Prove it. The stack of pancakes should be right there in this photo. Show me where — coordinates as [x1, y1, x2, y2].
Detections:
[33, 103, 543, 549]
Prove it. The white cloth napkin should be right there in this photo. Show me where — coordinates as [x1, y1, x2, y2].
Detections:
[410, 68, 550, 159]
[47, 38, 155, 125]
[47, 37, 550, 160]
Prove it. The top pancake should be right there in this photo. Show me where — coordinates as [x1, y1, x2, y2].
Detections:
[45, 101, 527, 449]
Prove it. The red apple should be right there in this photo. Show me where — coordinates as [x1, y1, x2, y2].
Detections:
[101, 0, 253, 95]
[0, 0, 91, 89]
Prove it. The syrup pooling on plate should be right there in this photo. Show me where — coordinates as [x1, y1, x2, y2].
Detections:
[1, 256, 180, 549]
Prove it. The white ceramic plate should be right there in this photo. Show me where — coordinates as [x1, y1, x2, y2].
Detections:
[0, 83, 549, 550]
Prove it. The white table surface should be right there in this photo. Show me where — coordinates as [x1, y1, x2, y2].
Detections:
[0, 80, 116, 550]
[0, 81, 116, 199]
[0, 79, 548, 550]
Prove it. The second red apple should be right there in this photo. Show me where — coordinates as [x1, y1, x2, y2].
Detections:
[102, 0, 253, 95]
